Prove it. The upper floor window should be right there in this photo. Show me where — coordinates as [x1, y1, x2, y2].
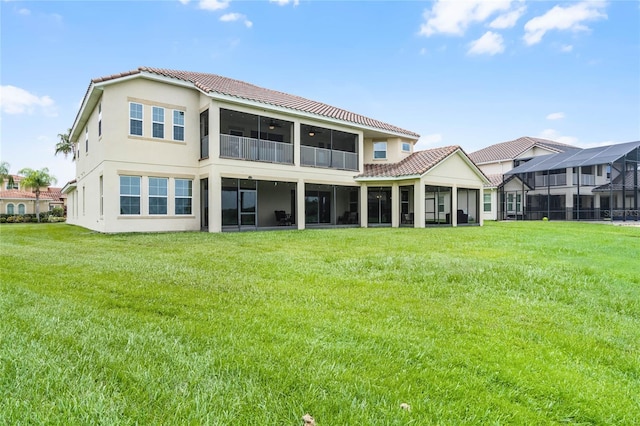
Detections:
[173, 110, 185, 141]
[120, 175, 141, 215]
[152, 107, 165, 138]
[85, 127, 89, 153]
[6, 181, 18, 190]
[149, 177, 168, 215]
[373, 141, 387, 159]
[98, 103, 102, 137]
[402, 142, 411, 152]
[175, 179, 192, 215]
[130, 103, 143, 136]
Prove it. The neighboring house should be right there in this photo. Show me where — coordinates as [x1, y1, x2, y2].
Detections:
[0, 175, 65, 215]
[62, 66, 488, 233]
[505, 141, 640, 221]
[469, 137, 579, 220]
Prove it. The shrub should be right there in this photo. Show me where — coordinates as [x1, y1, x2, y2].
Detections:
[0, 217, 6, 223]
[50, 207, 65, 217]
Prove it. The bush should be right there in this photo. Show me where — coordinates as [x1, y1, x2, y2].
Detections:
[50, 207, 64, 217]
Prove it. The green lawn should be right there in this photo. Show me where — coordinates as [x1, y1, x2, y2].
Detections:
[1, 222, 639, 425]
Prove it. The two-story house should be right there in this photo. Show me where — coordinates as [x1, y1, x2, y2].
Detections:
[1, 175, 65, 216]
[505, 141, 640, 221]
[62, 67, 488, 233]
[469, 137, 579, 221]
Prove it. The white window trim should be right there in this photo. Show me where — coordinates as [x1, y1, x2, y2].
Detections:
[373, 141, 387, 160]
[85, 127, 89, 154]
[120, 175, 141, 215]
[175, 179, 193, 215]
[129, 102, 143, 136]
[152, 106, 165, 139]
[173, 110, 185, 141]
[98, 103, 102, 137]
[402, 142, 411, 152]
[148, 177, 168, 215]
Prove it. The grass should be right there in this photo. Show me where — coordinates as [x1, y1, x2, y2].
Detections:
[1, 221, 639, 425]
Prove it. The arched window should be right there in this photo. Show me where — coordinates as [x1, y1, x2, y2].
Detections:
[7, 203, 14, 214]
[18, 204, 26, 214]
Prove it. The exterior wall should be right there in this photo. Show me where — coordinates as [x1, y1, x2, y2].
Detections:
[477, 161, 513, 176]
[481, 188, 498, 221]
[67, 75, 395, 233]
[1, 199, 51, 215]
[363, 137, 414, 164]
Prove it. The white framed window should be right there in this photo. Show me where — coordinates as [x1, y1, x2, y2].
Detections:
[152, 106, 164, 138]
[120, 176, 141, 215]
[85, 127, 89, 153]
[149, 177, 168, 215]
[6, 204, 14, 214]
[402, 142, 411, 152]
[130, 103, 143, 136]
[98, 103, 102, 137]
[173, 110, 185, 141]
[18, 204, 25, 214]
[175, 179, 192, 215]
[483, 193, 491, 212]
[373, 141, 387, 159]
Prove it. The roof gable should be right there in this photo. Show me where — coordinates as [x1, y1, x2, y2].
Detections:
[357, 145, 488, 183]
[469, 136, 578, 165]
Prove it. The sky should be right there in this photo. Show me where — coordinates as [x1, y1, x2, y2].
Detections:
[1, 0, 639, 186]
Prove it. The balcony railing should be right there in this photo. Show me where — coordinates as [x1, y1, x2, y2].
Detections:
[300, 145, 358, 171]
[535, 174, 567, 187]
[572, 174, 596, 186]
[220, 134, 293, 165]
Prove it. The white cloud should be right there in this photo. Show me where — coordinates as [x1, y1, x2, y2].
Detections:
[546, 112, 565, 120]
[539, 129, 578, 145]
[198, 0, 229, 11]
[489, 5, 526, 29]
[0, 85, 56, 116]
[269, 0, 299, 5]
[17, 8, 30, 15]
[419, 0, 512, 36]
[220, 12, 252, 28]
[560, 44, 573, 52]
[524, 1, 607, 46]
[468, 31, 504, 56]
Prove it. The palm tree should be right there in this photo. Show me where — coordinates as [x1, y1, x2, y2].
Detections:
[54, 128, 74, 160]
[0, 161, 15, 189]
[17, 167, 57, 223]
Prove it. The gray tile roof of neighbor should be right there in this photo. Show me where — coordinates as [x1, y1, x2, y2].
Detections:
[91, 66, 420, 139]
[469, 136, 578, 164]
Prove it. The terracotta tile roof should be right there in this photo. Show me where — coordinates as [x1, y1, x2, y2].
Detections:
[485, 173, 505, 187]
[0, 188, 64, 201]
[89, 66, 420, 139]
[469, 136, 578, 165]
[357, 145, 462, 178]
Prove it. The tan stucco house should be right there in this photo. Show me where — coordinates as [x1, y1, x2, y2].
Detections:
[1, 175, 65, 216]
[63, 67, 488, 233]
[470, 137, 639, 221]
[469, 137, 578, 221]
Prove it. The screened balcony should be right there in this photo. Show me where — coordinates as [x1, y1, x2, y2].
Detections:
[219, 109, 294, 165]
[300, 124, 358, 171]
